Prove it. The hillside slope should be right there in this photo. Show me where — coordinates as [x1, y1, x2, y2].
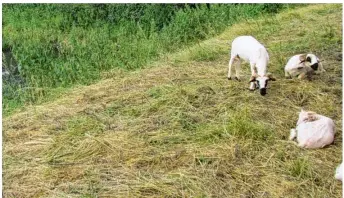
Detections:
[3, 4, 342, 197]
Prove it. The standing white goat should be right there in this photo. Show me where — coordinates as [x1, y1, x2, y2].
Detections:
[284, 53, 325, 79]
[227, 36, 275, 96]
[289, 109, 335, 149]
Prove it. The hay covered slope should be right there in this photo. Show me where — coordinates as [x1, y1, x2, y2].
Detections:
[3, 4, 342, 198]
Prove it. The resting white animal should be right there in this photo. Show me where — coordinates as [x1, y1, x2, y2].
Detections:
[284, 54, 325, 79]
[227, 35, 276, 96]
[289, 109, 335, 149]
[335, 162, 343, 181]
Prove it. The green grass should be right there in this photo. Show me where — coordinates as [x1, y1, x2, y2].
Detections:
[2, 4, 342, 198]
[2, 4, 300, 116]
[288, 157, 314, 179]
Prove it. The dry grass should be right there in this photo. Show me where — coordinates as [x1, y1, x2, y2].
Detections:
[2, 4, 343, 198]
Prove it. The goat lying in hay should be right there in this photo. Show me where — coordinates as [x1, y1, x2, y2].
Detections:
[284, 53, 325, 79]
[289, 109, 335, 149]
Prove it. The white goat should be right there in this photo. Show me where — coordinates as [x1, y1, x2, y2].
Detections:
[284, 54, 325, 79]
[227, 36, 275, 96]
[289, 109, 335, 149]
[335, 162, 343, 181]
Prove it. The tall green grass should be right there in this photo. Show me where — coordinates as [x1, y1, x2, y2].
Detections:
[2, 4, 300, 115]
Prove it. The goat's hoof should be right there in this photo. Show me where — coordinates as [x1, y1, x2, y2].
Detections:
[235, 77, 241, 81]
[249, 88, 255, 91]
[228, 77, 232, 80]
[289, 135, 295, 141]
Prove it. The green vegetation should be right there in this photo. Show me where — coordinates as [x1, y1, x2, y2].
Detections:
[2, 3, 298, 115]
[2, 4, 342, 198]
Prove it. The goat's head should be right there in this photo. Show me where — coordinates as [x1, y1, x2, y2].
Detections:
[297, 108, 318, 125]
[305, 54, 322, 71]
[249, 73, 276, 96]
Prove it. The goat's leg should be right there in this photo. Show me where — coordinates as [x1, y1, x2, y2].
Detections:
[250, 62, 256, 76]
[285, 70, 292, 79]
[234, 59, 241, 81]
[298, 72, 307, 80]
[227, 56, 236, 80]
[249, 62, 256, 90]
[319, 62, 326, 72]
[289, 128, 297, 140]
[249, 81, 256, 90]
[297, 142, 306, 148]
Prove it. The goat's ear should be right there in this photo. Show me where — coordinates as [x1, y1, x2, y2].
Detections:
[307, 111, 316, 115]
[299, 54, 306, 63]
[269, 77, 276, 81]
[249, 76, 256, 83]
[266, 73, 276, 81]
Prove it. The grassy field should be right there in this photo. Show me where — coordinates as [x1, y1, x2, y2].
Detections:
[2, 4, 343, 198]
[2, 4, 295, 115]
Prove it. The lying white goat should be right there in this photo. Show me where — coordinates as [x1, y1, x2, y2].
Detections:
[227, 36, 275, 96]
[289, 109, 335, 149]
[284, 54, 325, 79]
[335, 162, 343, 181]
